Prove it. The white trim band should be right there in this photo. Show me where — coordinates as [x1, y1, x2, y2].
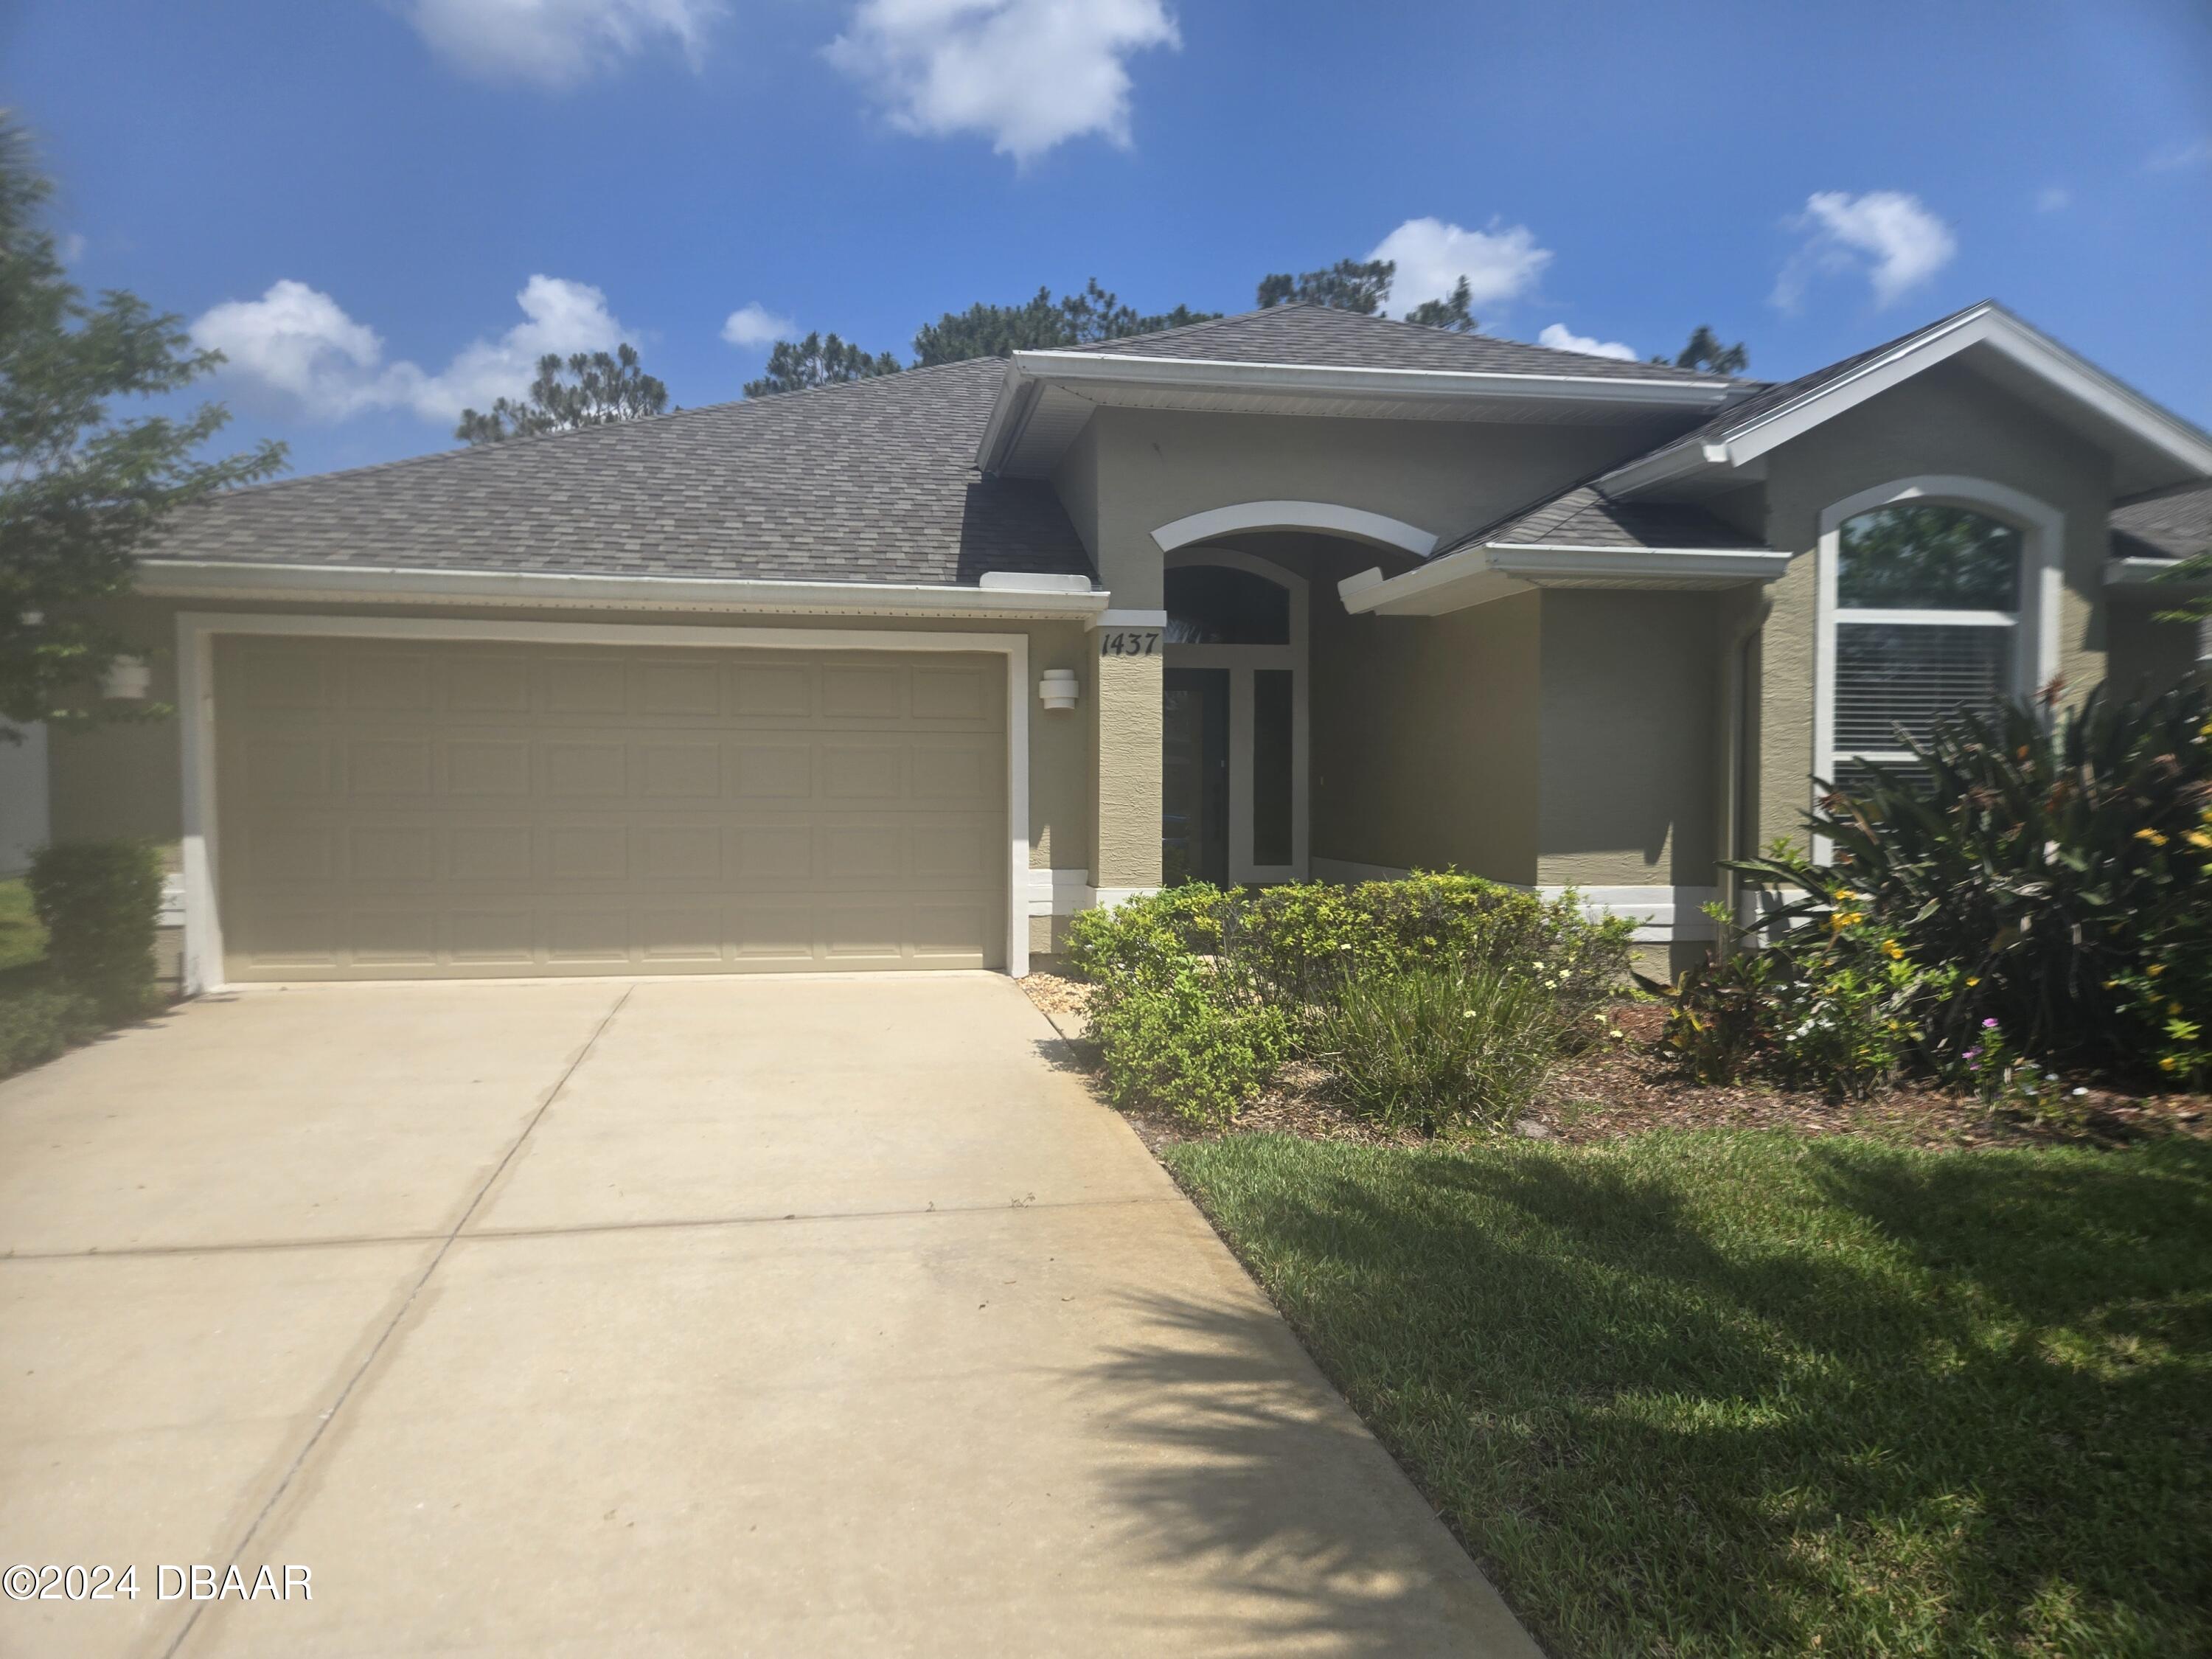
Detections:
[1152, 501, 1439, 559]
[140, 560, 1111, 621]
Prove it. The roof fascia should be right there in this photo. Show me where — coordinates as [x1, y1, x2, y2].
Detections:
[136, 559, 1111, 620]
[1009, 349, 1739, 409]
[1339, 543, 1791, 617]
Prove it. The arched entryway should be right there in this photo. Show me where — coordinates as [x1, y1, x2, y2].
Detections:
[1161, 549, 1308, 886]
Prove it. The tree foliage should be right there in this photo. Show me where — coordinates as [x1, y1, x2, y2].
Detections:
[1656, 324, 1749, 375]
[0, 116, 284, 734]
[1255, 258, 1395, 315]
[742, 331, 902, 398]
[455, 343, 669, 444]
[911, 278, 1217, 366]
[1400, 275, 1478, 333]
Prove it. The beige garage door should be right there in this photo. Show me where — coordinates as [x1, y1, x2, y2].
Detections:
[214, 636, 1008, 980]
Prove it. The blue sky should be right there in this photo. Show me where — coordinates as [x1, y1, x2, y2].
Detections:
[8, 0, 2211, 481]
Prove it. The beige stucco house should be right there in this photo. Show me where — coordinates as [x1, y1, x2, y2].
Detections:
[35, 300, 2212, 990]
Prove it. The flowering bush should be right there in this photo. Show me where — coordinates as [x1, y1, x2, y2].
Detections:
[1667, 683, 2212, 1097]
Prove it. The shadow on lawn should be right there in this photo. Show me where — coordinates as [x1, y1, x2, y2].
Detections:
[1167, 1139, 2212, 1657]
[1071, 1286, 1537, 1658]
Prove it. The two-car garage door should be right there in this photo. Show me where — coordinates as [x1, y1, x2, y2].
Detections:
[213, 636, 1008, 981]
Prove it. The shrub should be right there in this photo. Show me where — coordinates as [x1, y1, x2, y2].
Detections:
[0, 981, 105, 1078]
[1233, 872, 1631, 1042]
[1321, 964, 1561, 1133]
[1065, 883, 1231, 989]
[26, 840, 164, 1017]
[1087, 960, 1291, 1126]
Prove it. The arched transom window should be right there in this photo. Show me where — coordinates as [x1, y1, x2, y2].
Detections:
[1827, 503, 2023, 790]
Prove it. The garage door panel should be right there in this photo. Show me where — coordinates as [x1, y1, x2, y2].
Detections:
[216, 639, 1007, 979]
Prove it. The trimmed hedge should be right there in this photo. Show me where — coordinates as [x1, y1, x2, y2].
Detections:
[26, 840, 163, 1018]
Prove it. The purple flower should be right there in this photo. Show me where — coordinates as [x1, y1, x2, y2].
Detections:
[1981, 1018, 2000, 1030]
[1963, 1048, 1982, 1064]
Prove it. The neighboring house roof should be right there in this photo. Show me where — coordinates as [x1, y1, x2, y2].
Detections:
[2110, 482, 2212, 562]
[145, 357, 1093, 588]
[1060, 304, 1733, 383]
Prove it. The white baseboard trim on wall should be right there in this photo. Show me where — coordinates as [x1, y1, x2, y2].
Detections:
[1311, 860, 1715, 943]
[1537, 885, 1719, 943]
[1027, 870, 1163, 918]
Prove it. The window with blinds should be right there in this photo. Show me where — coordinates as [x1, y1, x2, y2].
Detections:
[1829, 505, 2023, 778]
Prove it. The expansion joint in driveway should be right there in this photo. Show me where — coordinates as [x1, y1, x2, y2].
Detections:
[157, 985, 635, 1659]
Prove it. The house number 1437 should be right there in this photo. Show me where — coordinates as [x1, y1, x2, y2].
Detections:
[1097, 631, 1161, 657]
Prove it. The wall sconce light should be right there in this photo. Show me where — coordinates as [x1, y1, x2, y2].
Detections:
[1037, 668, 1079, 711]
[102, 656, 153, 700]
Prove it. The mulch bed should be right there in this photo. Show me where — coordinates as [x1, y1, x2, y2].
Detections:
[1021, 972, 2212, 1154]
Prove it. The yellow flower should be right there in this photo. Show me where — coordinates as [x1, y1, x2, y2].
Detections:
[2187, 830, 2212, 851]
[2135, 828, 2169, 848]
[2160, 1054, 2180, 1072]
[2149, 963, 2166, 978]
[1966, 975, 1980, 987]
[1882, 939, 1905, 960]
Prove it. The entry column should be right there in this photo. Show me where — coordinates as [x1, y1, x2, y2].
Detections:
[1087, 610, 1166, 903]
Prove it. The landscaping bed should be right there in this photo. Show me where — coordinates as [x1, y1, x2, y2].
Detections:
[1023, 972, 2211, 1155]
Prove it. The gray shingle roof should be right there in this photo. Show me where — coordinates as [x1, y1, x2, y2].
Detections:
[1444, 483, 1767, 557]
[1061, 305, 1735, 383]
[2111, 483, 2212, 562]
[147, 358, 1093, 587]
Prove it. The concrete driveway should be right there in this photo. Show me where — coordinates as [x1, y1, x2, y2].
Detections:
[1, 975, 1537, 1658]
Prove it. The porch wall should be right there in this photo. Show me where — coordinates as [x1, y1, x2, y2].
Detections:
[1310, 589, 1541, 883]
[1535, 589, 1723, 893]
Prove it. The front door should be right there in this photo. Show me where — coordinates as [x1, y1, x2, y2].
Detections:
[1159, 556, 1308, 887]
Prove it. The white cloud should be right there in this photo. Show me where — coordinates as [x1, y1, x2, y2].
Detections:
[720, 302, 793, 347]
[2035, 185, 2071, 213]
[2147, 136, 2212, 171]
[192, 275, 630, 423]
[56, 231, 86, 264]
[1537, 323, 1637, 362]
[1367, 218, 1551, 316]
[827, 0, 1178, 164]
[1772, 189, 1956, 310]
[405, 0, 720, 88]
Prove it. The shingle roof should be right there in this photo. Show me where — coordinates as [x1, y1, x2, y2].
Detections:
[1060, 304, 1735, 383]
[2111, 483, 2212, 562]
[146, 358, 1093, 587]
[1431, 482, 1765, 560]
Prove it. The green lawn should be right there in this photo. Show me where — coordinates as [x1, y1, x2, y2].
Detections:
[1164, 1130, 2212, 1658]
[0, 876, 45, 973]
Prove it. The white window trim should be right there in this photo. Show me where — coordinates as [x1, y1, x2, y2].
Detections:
[175, 611, 1031, 995]
[1151, 501, 1439, 559]
[1813, 476, 2065, 821]
[1162, 549, 1310, 883]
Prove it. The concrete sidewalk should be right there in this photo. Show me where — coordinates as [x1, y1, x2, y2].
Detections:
[0, 975, 1540, 1658]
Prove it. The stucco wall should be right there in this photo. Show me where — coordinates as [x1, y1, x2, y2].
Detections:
[1310, 588, 1541, 883]
[46, 597, 1093, 881]
[1079, 406, 1689, 608]
[1750, 361, 2118, 848]
[1536, 590, 1721, 888]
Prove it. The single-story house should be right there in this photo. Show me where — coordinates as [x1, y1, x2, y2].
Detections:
[34, 299, 2212, 990]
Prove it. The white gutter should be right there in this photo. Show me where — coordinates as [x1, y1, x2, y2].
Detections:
[2106, 555, 2211, 591]
[1340, 543, 1793, 617]
[136, 559, 1111, 620]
